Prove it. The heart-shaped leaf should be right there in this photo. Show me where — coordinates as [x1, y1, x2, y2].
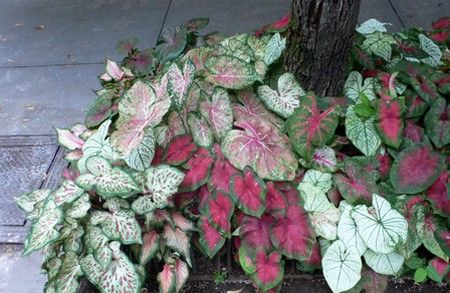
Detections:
[55, 125, 86, 151]
[205, 191, 234, 235]
[92, 209, 142, 245]
[423, 214, 449, 261]
[357, 19, 389, 34]
[424, 97, 450, 148]
[264, 182, 288, 215]
[125, 129, 155, 172]
[426, 170, 449, 217]
[163, 134, 197, 166]
[105, 59, 124, 80]
[156, 25, 187, 64]
[302, 170, 332, 193]
[364, 250, 405, 275]
[344, 71, 376, 103]
[208, 144, 239, 193]
[374, 99, 405, 148]
[240, 214, 275, 251]
[337, 205, 367, 256]
[157, 264, 175, 293]
[345, 105, 381, 156]
[180, 150, 215, 192]
[187, 112, 213, 149]
[204, 56, 259, 89]
[264, 33, 286, 65]
[88, 226, 113, 270]
[418, 34, 443, 67]
[168, 59, 196, 109]
[140, 231, 160, 265]
[300, 146, 338, 173]
[252, 249, 285, 291]
[198, 215, 226, 258]
[55, 251, 82, 293]
[361, 32, 396, 61]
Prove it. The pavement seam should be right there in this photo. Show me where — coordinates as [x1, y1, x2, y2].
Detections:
[156, 0, 174, 46]
[387, 0, 406, 28]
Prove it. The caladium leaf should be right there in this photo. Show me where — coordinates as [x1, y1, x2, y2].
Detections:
[252, 249, 285, 291]
[239, 246, 257, 274]
[174, 259, 189, 292]
[168, 59, 196, 109]
[140, 231, 160, 265]
[180, 150, 215, 192]
[205, 191, 234, 235]
[286, 92, 340, 159]
[230, 166, 267, 217]
[116, 37, 139, 54]
[92, 209, 142, 245]
[264, 182, 288, 215]
[404, 89, 428, 118]
[390, 144, 445, 194]
[85, 92, 114, 128]
[89, 226, 113, 270]
[270, 203, 315, 261]
[418, 34, 443, 67]
[257, 72, 304, 118]
[55, 251, 82, 293]
[105, 59, 124, 80]
[364, 250, 405, 275]
[264, 33, 286, 65]
[409, 76, 443, 106]
[198, 87, 233, 141]
[157, 264, 175, 293]
[302, 170, 332, 193]
[345, 105, 381, 157]
[423, 214, 449, 261]
[81, 242, 142, 293]
[300, 146, 338, 173]
[428, 257, 449, 283]
[208, 144, 239, 193]
[204, 56, 259, 89]
[337, 205, 367, 256]
[111, 81, 170, 156]
[164, 224, 192, 266]
[23, 199, 63, 256]
[424, 97, 450, 148]
[297, 242, 322, 272]
[55, 125, 85, 151]
[361, 32, 396, 61]
[434, 229, 450, 257]
[322, 240, 362, 293]
[156, 25, 187, 64]
[351, 194, 408, 254]
[221, 117, 297, 181]
[240, 214, 275, 251]
[187, 112, 213, 149]
[14, 189, 51, 215]
[357, 19, 389, 34]
[76, 156, 140, 197]
[185, 17, 209, 31]
[51, 179, 85, 206]
[65, 193, 91, 219]
[344, 71, 376, 103]
[374, 99, 405, 148]
[125, 129, 155, 172]
[426, 170, 449, 217]
[198, 215, 226, 258]
[163, 134, 197, 166]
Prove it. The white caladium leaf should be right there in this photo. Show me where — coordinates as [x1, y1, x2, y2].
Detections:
[52, 179, 85, 206]
[322, 240, 362, 293]
[76, 156, 141, 198]
[345, 105, 381, 157]
[168, 59, 196, 109]
[361, 32, 396, 61]
[356, 19, 389, 35]
[23, 199, 63, 256]
[302, 169, 332, 193]
[163, 224, 192, 267]
[65, 193, 91, 218]
[198, 87, 233, 141]
[93, 209, 142, 245]
[81, 241, 142, 293]
[55, 251, 82, 293]
[14, 189, 51, 214]
[264, 33, 286, 65]
[125, 129, 155, 172]
[364, 249, 405, 275]
[337, 205, 367, 256]
[140, 231, 160, 265]
[205, 55, 259, 89]
[351, 194, 408, 254]
[344, 71, 376, 103]
[257, 72, 304, 118]
[187, 112, 213, 148]
[89, 226, 113, 270]
[419, 34, 443, 67]
[111, 81, 170, 156]
[131, 165, 185, 215]
[105, 58, 124, 80]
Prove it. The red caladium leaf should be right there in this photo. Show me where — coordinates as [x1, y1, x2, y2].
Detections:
[424, 97, 450, 148]
[205, 191, 234, 235]
[197, 185, 212, 213]
[180, 150, 215, 192]
[437, 76, 450, 95]
[426, 170, 449, 217]
[157, 264, 175, 293]
[332, 158, 378, 205]
[351, 46, 376, 69]
[240, 214, 275, 251]
[174, 259, 189, 292]
[428, 257, 449, 282]
[163, 134, 197, 166]
[270, 203, 315, 261]
[390, 144, 445, 194]
[255, 12, 290, 36]
[124, 48, 156, 75]
[409, 76, 443, 105]
[374, 98, 405, 148]
[286, 92, 340, 159]
[252, 249, 285, 291]
[297, 242, 321, 272]
[376, 152, 392, 180]
[208, 144, 239, 193]
[221, 117, 298, 181]
[265, 182, 288, 214]
[403, 119, 425, 143]
[198, 215, 226, 258]
[230, 166, 267, 217]
[434, 229, 450, 257]
[404, 89, 428, 118]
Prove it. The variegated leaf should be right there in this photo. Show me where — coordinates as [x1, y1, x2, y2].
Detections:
[125, 129, 155, 172]
[361, 32, 396, 61]
[158, 264, 176, 293]
[187, 112, 214, 148]
[55, 126, 85, 151]
[337, 205, 367, 256]
[302, 170, 332, 193]
[345, 105, 381, 156]
[140, 231, 160, 265]
[65, 193, 91, 219]
[205, 56, 259, 89]
[93, 210, 142, 245]
[264, 33, 286, 65]
[364, 250, 405, 275]
[55, 251, 82, 293]
[174, 259, 189, 292]
[89, 226, 113, 270]
[14, 189, 51, 214]
[344, 71, 376, 103]
[105, 58, 124, 80]
[164, 224, 192, 266]
[168, 59, 196, 109]
[52, 179, 84, 206]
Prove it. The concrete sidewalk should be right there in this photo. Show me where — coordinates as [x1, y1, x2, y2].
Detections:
[0, 0, 448, 292]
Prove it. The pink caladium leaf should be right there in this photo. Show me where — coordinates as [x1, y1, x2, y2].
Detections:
[156, 25, 187, 64]
[434, 229, 450, 257]
[140, 231, 160, 265]
[208, 144, 239, 193]
[204, 56, 259, 89]
[198, 215, 226, 258]
[229, 166, 267, 217]
[251, 249, 285, 291]
[185, 17, 209, 31]
[174, 259, 189, 292]
[300, 146, 338, 173]
[221, 117, 298, 181]
[264, 182, 288, 215]
[180, 150, 215, 192]
[428, 257, 449, 282]
[55, 125, 86, 151]
[124, 48, 156, 76]
[170, 211, 196, 232]
[105, 59, 124, 80]
[426, 170, 449, 217]
[163, 134, 197, 166]
[240, 214, 275, 251]
[157, 264, 175, 293]
[404, 89, 428, 118]
[199, 87, 233, 141]
[54, 251, 83, 293]
[154, 111, 187, 148]
[205, 190, 234, 235]
[286, 92, 340, 159]
[91, 209, 142, 245]
[424, 97, 450, 148]
[168, 59, 196, 109]
[403, 119, 426, 143]
[111, 81, 170, 156]
[116, 37, 139, 54]
[163, 224, 192, 266]
[374, 98, 405, 148]
[376, 152, 393, 180]
[390, 144, 445, 194]
[255, 12, 290, 36]
[51, 179, 85, 206]
[187, 112, 213, 149]
[270, 203, 315, 261]
[203, 31, 228, 46]
[297, 242, 321, 272]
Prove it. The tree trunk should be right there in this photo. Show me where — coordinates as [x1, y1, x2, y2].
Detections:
[284, 0, 361, 97]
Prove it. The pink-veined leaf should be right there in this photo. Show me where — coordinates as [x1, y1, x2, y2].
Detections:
[198, 215, 226, 258]
[205, 190, 234, 235]
[111, 81, 170, 156]
[426, 170, 449, 217]
[203, 31, 228, 46]
[187, 112, 213, 148]
[410, 76, 443, 105]
[124, 48, 156, 75]
[140, 231, 160, 265]
[403, 119, 426, 143]
[156, 25, 187, 64]
[182, 48, 213, 72]
[230, 166, 267, 217]
[376, 152, 393, 180]
[252, 249, 285, 291]
[152, 72, 170, 103]
[163, 134, 197, 166]
[204, 56, 259, 89]
[51, 179, 85, 206]
[240, 214, 275, 251]
[208, 144, 239, 193]
[105, 59, 124, 80]
[300, 146, 338, 173]
[174, 259, 189, 292]
[221, 117, 298, 181]
[92, 209, 142, 245]
[199, 87, 233, 141]
[425, 97, 450, 148]
[168, 59, 196, 109]
[265, 182, 287, 214]
[423, 214, 449, 261]
[374, 98, 405, 148]
[351, 46, 376, 69]
[164, 224, 192, 266]
[154, 111, 187, 148]
[170, 211, 196, 232]
[286, 92, 340, 159]
[390, 144, 445, 194]
[157, 264, 176, 293]
[55, 125, 86, 151]
[270, 203, 315, 261]
[55, 251, 82, 293]
[180, 150, 215, 192]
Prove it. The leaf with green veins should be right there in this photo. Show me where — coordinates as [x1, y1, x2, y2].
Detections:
[55, 251, 82, 293]
[125, 129, 155, 172]
[361, 32, 396, 61]
[345, 105, 381, 156]
[23, 199, 63, 256]
[52, 179, 85, 206]
[76, 156, 141, 198]
[302, 170, 332, 193]
[14, 189, 51, 215]
[395, 198, 425, 259]
[264, 33, 286, 65]
[204, 56, 259, 89]
[187, 112, 213, 148]
[168, 59, 196, 110]
[351, 194, 408, 254]
[424, 97, 450, 148]
[418, 34, 443, 67]
[364, 250, 405, 275]
[337, 205, 367, 256]
[344, 71, 376, 103]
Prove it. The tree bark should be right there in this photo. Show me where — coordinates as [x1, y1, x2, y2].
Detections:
[284, 0, 361, 97]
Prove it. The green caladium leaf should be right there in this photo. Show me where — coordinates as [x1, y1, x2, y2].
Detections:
[418, 34, 443, 67]
[345, 105, 381, 156]
[89, 226, 113, 270]
[356, 19, 389, 34]
[14, 189, 51, 215]
[131, 165, 184, 215]
[52, 179, 85, 206]
[168, 59, 196, 109]
[322, 240, 362, 293]
[337, 205, 367, 256]
[23, 198, 63, 256]
[198, 87, 233, 141]
[424, 97, 450, 148]
[92, 209, 142, 245]
[264, 33, 286, 65]
[361, 32, 396, 61]
[125, 129, 155, 172]
[111, 81, 170, 156]
[344, 71, 376, 103]
[351, 194, 408, 254]
[204, 56, 259, 89]
[257, 72, 305, 118]
[81, 241, 142, 293]
[55, 251, 82, 293]
[302, 170, 332, 193]
[364, 250, 404, 275]
[187, 112, 213, 148]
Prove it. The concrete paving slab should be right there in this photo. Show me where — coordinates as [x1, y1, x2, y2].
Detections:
[391, 0, 450, 30]
[0, 0, 171, 67]
[359, 0, 404, 32]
